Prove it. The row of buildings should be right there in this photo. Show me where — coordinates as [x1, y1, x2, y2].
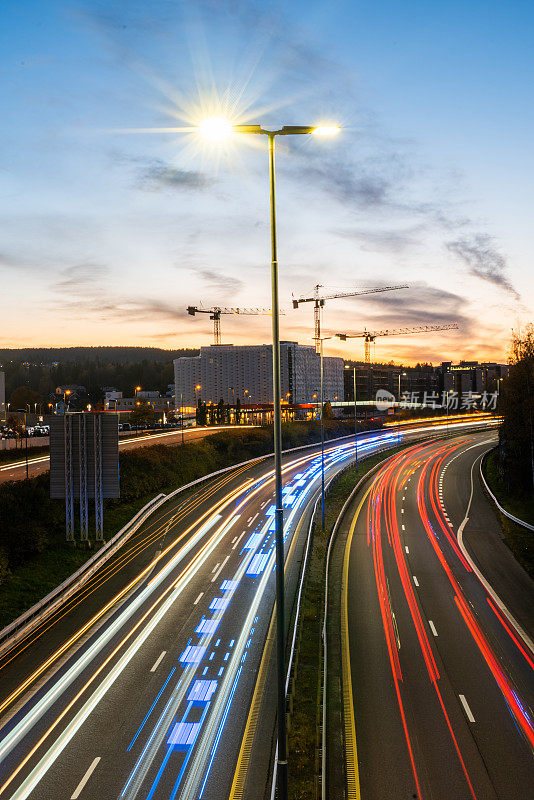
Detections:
[174, 343, 344, 407]
[173, 343, 509, 409]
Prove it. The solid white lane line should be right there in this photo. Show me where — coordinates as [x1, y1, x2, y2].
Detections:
[193, 592, 204, 605]
[405, 546, 409, 554]
[211, 563, 220, 573]
[429, 620, 438, 637]
[232, 530, 247, 550]
[413, 575, 419, 587]
[211, 555, 230, 583]
[71, 757, 101, 799]
[150, 651, 166, 672]
[459, 694, 475, 722]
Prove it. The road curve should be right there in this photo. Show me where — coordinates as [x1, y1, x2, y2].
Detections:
[337, 431, 534, 800]
[0, 419, 498, 800]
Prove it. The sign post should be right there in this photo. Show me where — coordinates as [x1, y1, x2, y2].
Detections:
[50, 412, 119, 542]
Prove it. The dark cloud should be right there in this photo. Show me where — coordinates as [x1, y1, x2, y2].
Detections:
[53, 263, 109, 292]
[194, 268, 245, 295]
[333, 225, 424, 253]
[446, 235, 519, 299]
[329, 283, 471, 333]
[139, 161, 215, 191]
[55, 294, 188, 324]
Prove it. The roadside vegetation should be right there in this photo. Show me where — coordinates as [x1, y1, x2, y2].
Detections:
[483, 449, 534, 579]
[483, 324, 534, 578]
[0, 419, 366, 629]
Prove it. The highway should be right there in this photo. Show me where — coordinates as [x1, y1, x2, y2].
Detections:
[337, 431, 534, 800]
[0, 426, 254, 485]
[0, 419, 498, 800]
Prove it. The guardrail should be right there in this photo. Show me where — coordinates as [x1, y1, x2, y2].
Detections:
[0, 430, 369, 661]
[0, 492, 167, 658]
[480, 452, 534, 532]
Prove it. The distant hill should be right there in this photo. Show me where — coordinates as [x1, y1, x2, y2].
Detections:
[0, 346, 200, 365]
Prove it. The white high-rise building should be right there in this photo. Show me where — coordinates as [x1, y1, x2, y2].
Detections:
[174, 343, 344, 407]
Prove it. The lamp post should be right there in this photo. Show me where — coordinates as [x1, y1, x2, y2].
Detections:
[345, 365, 358, 470]
[197, 119, 339, 799]
[318, 336, 332, 529]
[397, 372, 406, 443]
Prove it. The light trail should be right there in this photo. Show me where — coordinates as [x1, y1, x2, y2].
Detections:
[0, 421, 498, 799]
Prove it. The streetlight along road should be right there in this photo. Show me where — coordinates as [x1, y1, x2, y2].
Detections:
[198, 119, 340, 800]
[122, 116, 340, 800]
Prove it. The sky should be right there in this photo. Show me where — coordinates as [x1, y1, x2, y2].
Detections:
[1, 0, 533, 364]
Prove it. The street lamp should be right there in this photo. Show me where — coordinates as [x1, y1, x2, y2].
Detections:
[199, 119, 340, 799]
[344, 365, 358, 470]
[63, 389, 71, 414]
[398, 372, 407, 444]
[134, 386, 142, 398]
[318, 336, 332, 529]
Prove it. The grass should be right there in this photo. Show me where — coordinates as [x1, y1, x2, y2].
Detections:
[483, 449, 534, 579]
[0, 420, 361, 631]
[0, 487, 161, 630]
[288, 442, 411, 799]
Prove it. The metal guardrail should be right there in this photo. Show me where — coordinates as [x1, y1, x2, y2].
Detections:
[479, 453, 534, 532]
[0, 430, 368, 662]
[0, 492, 167, 657]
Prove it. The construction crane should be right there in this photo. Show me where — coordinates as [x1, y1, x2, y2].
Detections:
[187, 305, 280, 345]
[336, 322, 459, 363]
[292, 284, 408, 353]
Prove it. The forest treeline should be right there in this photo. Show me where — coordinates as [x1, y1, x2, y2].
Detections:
[1, 347, 199, 403]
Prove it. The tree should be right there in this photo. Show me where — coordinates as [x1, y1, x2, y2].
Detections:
[129, 403, 155, 428]
[9, 386, 41, 411]
[499, 325, 534, 494]
[323, 401, 334, 420]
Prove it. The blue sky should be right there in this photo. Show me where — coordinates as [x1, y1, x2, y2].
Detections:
[1, 0, 532, 363]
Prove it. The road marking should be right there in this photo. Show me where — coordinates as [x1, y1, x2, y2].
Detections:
[340, 490, 371, 800]
[246, 516, 252, 524]
[401, 508, 404, 514]
[402, 524, 405, 531]
[232, 530, 247, 550]
[211, 562, 220, 573]
[459, 694, 475, 722]
[150, 651, 166, 672]
[71, 757, 101, 798]
[193, 592, 204, 605]
[405, 546, 409, 554]
[211, 555, 230, 582]
[428, 621, 438, 637]
[413, 575, 419, 587]
[402, 495, 406, 501]
[231, 536, 237, 544]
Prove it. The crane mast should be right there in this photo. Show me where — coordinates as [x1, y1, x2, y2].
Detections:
[292, 283, 408, 353]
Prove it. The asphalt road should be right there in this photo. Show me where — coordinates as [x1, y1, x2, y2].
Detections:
[0, 426, 253, 485]
[0, 419, 498, 800]
[338, 431, 534, 800]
